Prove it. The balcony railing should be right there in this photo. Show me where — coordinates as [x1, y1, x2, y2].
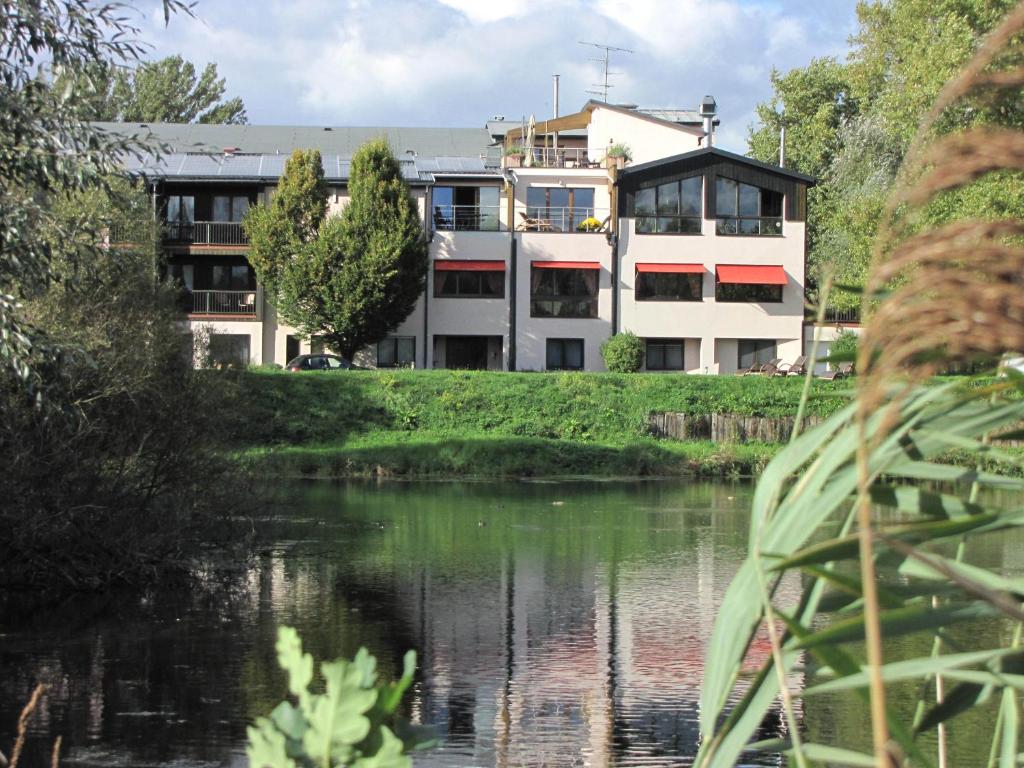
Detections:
[510, 147, 606, 169]
[190, 290, 258, 316]
[636, 214, 702, 235]
[823, 308, 861, 324]
[166, 221, 249, 246]
[432, 204, 501, 232]
[518, 207, 610, 233]
[715, 217, 783, 236]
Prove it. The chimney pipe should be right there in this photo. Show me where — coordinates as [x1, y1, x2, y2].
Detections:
[699, 94, 717, 148]
[552, 74, 560, 151]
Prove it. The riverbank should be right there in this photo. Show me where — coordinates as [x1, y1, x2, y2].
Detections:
[229, 370, 851, 478]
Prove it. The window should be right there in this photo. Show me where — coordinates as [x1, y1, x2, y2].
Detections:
[526, 187, 596, 232]
[377, 337, 416, 368]
[646, 339, 685, 371]
[738, 339, 777, 370]
[716, 282, 783, 303]
[635, 177, 702, 234]
[165, 195, 194, 239]
[636, 272, 702, 301]
[432, 186, 500, 231]
[546, 338, 584, 370]
[212, 195, 251, 222]
[434, 268, 505, 298]
[715, 177, 783, 235]
[208, 334, 251, 368]
[194, 261, 255, 291]
[530, 266, 599, 318]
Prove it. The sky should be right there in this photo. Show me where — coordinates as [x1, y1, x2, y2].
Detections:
[140, 0, 860, 152]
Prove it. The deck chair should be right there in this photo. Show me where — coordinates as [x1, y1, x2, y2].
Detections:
[739, 358, 781, 376]
[757, 358, 784, 376]
[517, 211, 555, 231]
[777, 356, 808, 376]
[818, 362, 854, 380]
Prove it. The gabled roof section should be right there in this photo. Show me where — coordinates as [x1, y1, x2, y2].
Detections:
[580, 100, 704, 137]
[617, 146, 816, 187]
[501, 100, 705, 145]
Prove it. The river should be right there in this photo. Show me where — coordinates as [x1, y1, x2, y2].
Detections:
[0, 479, 1016, 766]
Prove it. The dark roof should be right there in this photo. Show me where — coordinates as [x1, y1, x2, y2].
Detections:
[617, 146, 816, 186]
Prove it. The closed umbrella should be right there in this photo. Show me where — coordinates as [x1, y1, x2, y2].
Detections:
[524, 114, 536, 167]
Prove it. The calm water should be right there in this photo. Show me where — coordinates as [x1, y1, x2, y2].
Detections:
[0, 479, 1018, 767]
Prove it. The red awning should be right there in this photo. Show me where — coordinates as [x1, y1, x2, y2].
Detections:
[715, 264, 788, 285]
[434, 260, 505, 271]
[531, 261, 601, 269]
[636, 263, 704, 274]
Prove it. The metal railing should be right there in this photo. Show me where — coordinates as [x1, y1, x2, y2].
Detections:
[715, 217, 783, 236]
[636, 214, 702, 234]
[166, 221, 249, 246]
[518, 207, 610, 233]
[823, 308, 861, 324]
[508, 147, 606, 169]
[190, 290, 258, 315]
[432, 204, 501, 232]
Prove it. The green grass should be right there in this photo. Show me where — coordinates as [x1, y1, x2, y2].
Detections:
[224, 369, 853, 478]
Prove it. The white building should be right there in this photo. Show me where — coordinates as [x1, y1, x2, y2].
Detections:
[110, 99, 814, 373]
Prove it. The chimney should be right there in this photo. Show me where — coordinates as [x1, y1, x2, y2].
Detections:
[699, 95, 717, 147]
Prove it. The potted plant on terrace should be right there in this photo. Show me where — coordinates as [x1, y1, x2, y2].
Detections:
[504, 145, 525, 168]
[605, 143, 632, 169]
[576, 216, 604, 233]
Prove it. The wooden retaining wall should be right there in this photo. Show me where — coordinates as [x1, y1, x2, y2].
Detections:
[648, 412, 825, 444]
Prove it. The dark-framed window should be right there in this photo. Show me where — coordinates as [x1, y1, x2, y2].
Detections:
[377, 337, 416, 368]
[646, 339, 685, 371]
[546, 338, 584, 370]
[530, 267, 599, 318]
[208, 334, 251, 368]
[715, 177, 783, 236]
[716, 282, 783, 303]
[738, 339, 777, 370]
[165, 194, 195, 239]
[434, 268, 505, 298]
[635, 177, 702, 234]
[190, 258, 256, 291]
[526, 186, 596, 232]
[212, 195, 251, 222]
[636, 272, 702, 301]
[432, 186, 500, 231]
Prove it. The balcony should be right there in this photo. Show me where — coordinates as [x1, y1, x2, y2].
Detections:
[517, 207, 610, 234]
[188, 290, 258, 316]
[166, 221, 249, 246]
[508, 147, 606, 169]
[636, 214, 702, 235]
[432, 204, 501, 232]
[715, 217, 783, 236]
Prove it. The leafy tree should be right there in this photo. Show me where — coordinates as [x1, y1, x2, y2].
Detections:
[56, 55, 247, 124]
[601, 332, 644, 372]
[245, 140, 429, 360]
[0, 0, 188, 388]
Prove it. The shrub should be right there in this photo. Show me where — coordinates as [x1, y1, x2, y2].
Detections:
[829, 328, 859, 364]
[601, 332, 644, 372]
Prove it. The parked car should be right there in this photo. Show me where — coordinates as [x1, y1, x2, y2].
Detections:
[286, 354, 359, 372]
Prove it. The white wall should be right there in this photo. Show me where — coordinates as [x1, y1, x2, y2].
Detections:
[587, 107, 702, 165]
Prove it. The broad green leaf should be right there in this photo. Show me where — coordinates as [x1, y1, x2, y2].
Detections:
[380, 650, 416, 715]
[999, 688, 1019, 768]
[917, 679, 994, 733]
[269, 701, 307, 742]
[276, 626, 313, 703]
[869, 484, 985, 519]
[900, 553, 1024, 596]
[353, 725, 411, 768]
[793, 743, 876, 766]
[247, 719, 297, 768]
[797, 603, 998, 649]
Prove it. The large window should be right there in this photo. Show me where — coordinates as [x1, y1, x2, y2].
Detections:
[165, 194, 194, 239]
[636, 272, 702, 301]
[716, 282, 783, 303]
[646, 339, 685, 371]
[432, 186, 500, 231]
[377, 337, 416, 368]
[635, 177, 702, 234]
[191, 260, 256, 291]
[526, 187, 596, 232]
[715, 178, 783, 235]
[434, 267, 505, 298]
[738, 339, 777, 370]
[531, 266, 599, 318]
[212, 195, 251, 222]
[208, 334, 251, 368]
[546, 338, 584, 370]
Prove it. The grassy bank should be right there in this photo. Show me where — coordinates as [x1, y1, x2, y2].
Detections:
[229, 370, 852, 478]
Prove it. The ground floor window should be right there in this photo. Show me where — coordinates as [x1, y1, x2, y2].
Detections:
[546, 338, 584, 371]
[208, 333, 250, 368]
[646, 339, 685, 370]
[377, 337, 416, 368]
[286, 334, 300, 363]
[738, 339, 777, 369]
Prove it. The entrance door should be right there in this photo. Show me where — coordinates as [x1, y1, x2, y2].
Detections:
[445, 336, 488, 370]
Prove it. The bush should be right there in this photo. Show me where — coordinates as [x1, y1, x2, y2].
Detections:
[601, 332, 645, 372]
[829, 328, 859, 364]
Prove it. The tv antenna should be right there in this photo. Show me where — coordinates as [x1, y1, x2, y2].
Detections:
[579, 41, 633, 102]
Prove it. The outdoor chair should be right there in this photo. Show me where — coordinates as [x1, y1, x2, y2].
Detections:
[777, 356, 808, 376]
[757, 358, 784, 376]
[517, 211, 555, 231]
[818, 362, 854, 380]
[739, 358, 781, 376]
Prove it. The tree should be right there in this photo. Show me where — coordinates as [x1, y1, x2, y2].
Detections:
[57, 55, 247, 124]
[601, 332, 644, 372]
[245, 140, 429, 360]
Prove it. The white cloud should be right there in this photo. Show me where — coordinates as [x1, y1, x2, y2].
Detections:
[139, 0, 858, 152]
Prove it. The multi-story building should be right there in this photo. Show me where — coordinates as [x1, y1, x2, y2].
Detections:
[111, 98, 813, 373]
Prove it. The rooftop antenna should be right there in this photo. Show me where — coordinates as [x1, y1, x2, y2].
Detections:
[578, 41, 633, 102]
